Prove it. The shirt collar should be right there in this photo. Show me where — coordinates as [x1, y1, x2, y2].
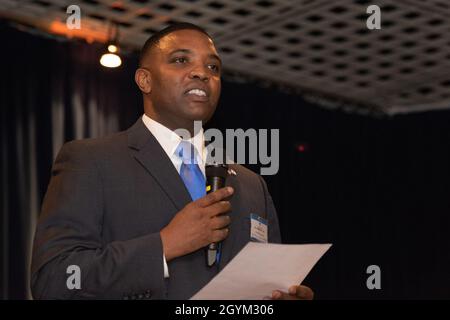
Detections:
[142, 114, 205, 164]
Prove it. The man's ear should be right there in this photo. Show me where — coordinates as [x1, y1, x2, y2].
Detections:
[135, 68, 152, 94]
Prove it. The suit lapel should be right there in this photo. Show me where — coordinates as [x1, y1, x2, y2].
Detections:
[127, 119, 192, 211]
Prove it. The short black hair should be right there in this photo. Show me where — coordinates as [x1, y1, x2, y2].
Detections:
[139, 22, 212, 66]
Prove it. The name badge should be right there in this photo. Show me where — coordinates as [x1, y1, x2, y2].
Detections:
[250, 213, 268, 243]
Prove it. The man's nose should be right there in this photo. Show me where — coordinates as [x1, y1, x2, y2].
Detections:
[189, 66, 209, 82]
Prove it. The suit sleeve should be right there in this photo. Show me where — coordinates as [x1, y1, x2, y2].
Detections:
[31, 141, 166, 299]
[258, 175, 282, 244]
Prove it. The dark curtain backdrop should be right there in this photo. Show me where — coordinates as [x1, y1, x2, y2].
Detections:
[2, 21, 450, 299]
[0, 22, 140, 299]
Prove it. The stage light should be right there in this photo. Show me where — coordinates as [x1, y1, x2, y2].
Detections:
[100, 23, 121, 68]
[108, 44, 118, 53]
[100, 45, 121, 68]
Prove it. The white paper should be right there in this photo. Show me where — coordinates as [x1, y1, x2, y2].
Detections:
[191, 242, 332, 300]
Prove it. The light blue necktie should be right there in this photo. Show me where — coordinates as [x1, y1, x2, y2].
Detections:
[176, 140, 206, 201]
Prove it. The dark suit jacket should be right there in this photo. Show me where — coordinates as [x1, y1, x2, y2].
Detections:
[31, 118, 281, 299]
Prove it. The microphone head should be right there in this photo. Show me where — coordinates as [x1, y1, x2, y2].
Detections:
[206, 164, 229, 193]
[205, 164, 229, 179]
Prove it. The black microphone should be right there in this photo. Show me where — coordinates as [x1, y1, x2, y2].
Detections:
[205, 164, 229, 267]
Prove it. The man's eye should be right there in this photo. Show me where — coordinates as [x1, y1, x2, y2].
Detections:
[173, 57, 187, 63]
[208, 64, 220, 72]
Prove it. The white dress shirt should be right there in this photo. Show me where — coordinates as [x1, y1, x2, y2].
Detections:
[142, 114, 206, 278]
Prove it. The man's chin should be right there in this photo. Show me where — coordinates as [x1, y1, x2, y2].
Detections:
[184, 107, 215, 123]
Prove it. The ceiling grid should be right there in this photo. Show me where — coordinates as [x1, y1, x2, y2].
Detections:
[1, 0, 449, 115]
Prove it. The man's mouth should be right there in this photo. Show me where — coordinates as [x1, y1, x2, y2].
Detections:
[184, 87, 210, 102]
[185, 88, 207, 97]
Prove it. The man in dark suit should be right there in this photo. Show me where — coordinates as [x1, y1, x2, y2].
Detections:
[31, 23, 313, 300]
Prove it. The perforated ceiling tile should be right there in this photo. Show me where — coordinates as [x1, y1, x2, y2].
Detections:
[1, 0, 450, 115]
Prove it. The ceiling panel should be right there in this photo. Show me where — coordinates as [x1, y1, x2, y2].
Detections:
[1, 0, 450, 115]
